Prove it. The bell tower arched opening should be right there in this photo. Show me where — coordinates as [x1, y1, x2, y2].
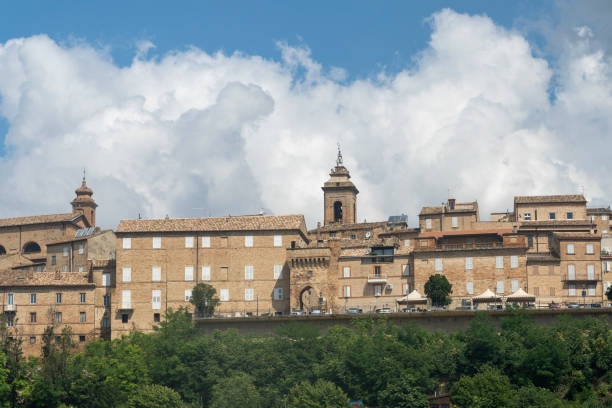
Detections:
[333, 201, 343, 222]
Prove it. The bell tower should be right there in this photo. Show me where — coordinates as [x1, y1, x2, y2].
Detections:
[71, 170, 97, 227]
[322, 145, 358, 226]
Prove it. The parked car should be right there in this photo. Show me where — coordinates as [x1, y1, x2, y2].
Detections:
[567, 302, 580, 309]
[347, 307, 363, 314]
[310, 307, 324, 315]
[290, 309, 305, 316]
[586, 303, 601, 308]
[548, 302, 561, 309]
[375, 307, 393, 314]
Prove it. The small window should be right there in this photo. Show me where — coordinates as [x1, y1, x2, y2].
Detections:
[79, 335, 86, 342]
[103, 295, 110, 307]
[588, 284, 596, 296]
[567, 244, 575, 254]
[245, 235, 253, 247]
[350, 234, 356, 240]
[245, 288, 254, 301]
[402, 264, 409, 276]
[80, 312, 86, 323]
[52, 256, 56, 265]
[244, 265, 254, 280]
[29, 336, 36, 344]
[586, 244, 594, 254]
[55, 312, 62, 323]
[201, 266, 211, 281]
[567, 212, 573, 220]
[220, 289, 229, 302]
[63, 247, 69, 257]
[7, 293, 13, 305]
[152, 290, 162, 310]
[30, 312, 36, 323]
[435, 258, 443, 271]
[510, 256, 518, 269]
[122, 314, 129, 323]
[343, 286, 351, 298]
[452, 217, 458, 228]
[122, 267, 131, 282]
[511, 279, 519, 292]
[102, 273, 110, 287]
[122, 238, 131, 249]
[152, 266, 161, 282]
[185, 237, 194, 248]
[274, 265, 283, 279]
[374, 284, 382, 297]
[30, 294, 36, 304]
[78, 243, 84, 254]
[154, 313, 161, 322]
[202, 236, 211, 248]
[549, 212, 556, 220]
[496, 280, 504, 294]
[524, 213, 531, 220]
[185, 266, 194, 281]
[184, 289, 192, 302]
[80, 293, 86, 303]
[496, 256, 503, 269]
[404, 239, 411, 247]
[6, 314, 13, 327]
[273, 288, 283, 300]
[56, 293, 62, 304]
[152, 237, 161, 249]
[343, 267, 351, 278]
[465, 257, 473, 270]
[568, 265, 575, 280]
[466, 282, 474, 295]
[374, 265, 381, 276]
[587, 264, 594, 280]
[273, 235, 282, 247]
[426, 219, 432, 229]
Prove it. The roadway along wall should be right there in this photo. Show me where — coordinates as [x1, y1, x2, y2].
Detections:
[194, 309, 612, 335]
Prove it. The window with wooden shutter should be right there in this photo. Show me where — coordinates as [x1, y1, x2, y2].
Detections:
[274, 235, 282, 247]
[152, 290, 161, 310]
[185, 266, 194, 281]
[435, 258, 443, 271]
[496, 256, 503, 269]
[245, 236, 253, 247]
[245, 265, 254, 280]
[201, 266, 211, 281]
[202, 236, 211, 248]
[465, 257, 473, 270]
[185, 237, 194, 248]
[510, 256, 518, 269]
[152, 267, 161, 282]
[152, 237, 161, 249]
[122, 267, 131, 282]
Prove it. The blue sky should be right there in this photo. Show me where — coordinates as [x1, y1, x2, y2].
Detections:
[1, 1, 611, 226]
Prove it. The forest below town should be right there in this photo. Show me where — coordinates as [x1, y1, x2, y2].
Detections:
[0, 310, 610, 408]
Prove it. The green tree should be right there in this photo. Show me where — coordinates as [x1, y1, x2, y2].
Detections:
[190, 283, 220, 317]
[424, 274, 452, 307]
[0, 314, 30, 408]
[286, 379, 350, 408]
[126, 384, 184, 408]
[606, 285, 612, 301]
[450, 366, 514, 408]
[378, 378, 428, 408]
[210, 373, 263, 408]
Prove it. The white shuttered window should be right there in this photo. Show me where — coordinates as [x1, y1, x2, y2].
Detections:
[185, 266, 194, 281]
[343, 286, 351, 297]
[496, 280, 504, 294]
[185, 289, 192, 301]
[435, 258, 443, 271]
[510, 256, 518, 269]
[343, 267, 351, 278]
[466, 282, 474, 295]
[496, 256, 503, 269]
[245, 265, 254, 280]
[220, 289, 229, 301]
[465, 257, 473, 270]
[121, 290, 131, 308]
[152, 267, 161, 282]
[201, 266, 211, 281]
[123, 238, 131, 249]
[568, 265, 575, 280]
[245, 236, 253, 247]
[185, 237, 194, 248]
[122, 267, 131, 283]
[511, 279, 519, 292]
[274, 265, 283, 279]
[152, 237, 161, 249]
[152, 290, 161, 310]
[245, 288, 254, 301]
[587, 264, 594, 280]
[273, 235, 282, 247]
[202, 236, 211, 248]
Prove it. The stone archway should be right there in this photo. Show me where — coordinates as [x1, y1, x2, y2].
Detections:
[23, 241, 41, 254]
[299, 286, 319, 312]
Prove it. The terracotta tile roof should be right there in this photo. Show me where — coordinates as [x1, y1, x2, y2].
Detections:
[587, 207, 611, 214]
[0, 254, 38, 270]
[0, 213, 80, 228]
[310, 221, 389, 233]
[0, 271, 93, 287]
[518, 220, 593, 226]
[552, 232, 601, 240]
[419, 229, 515, 239]
[514, 194, 586, 204]
[117, 214, 307, 234]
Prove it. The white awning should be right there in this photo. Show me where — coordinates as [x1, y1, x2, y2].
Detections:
[397, 289, 428, 304]
[506, 288, 536, 302]
[472, 288, 501, 302]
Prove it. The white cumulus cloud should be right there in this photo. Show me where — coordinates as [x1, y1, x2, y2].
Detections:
[0, 8, 611, 229]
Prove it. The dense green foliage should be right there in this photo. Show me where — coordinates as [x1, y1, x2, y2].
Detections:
[0, 308, 609, 407]
[424, 273, 453, 306]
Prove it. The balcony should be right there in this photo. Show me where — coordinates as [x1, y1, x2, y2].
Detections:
[5, 304, 15, 312]
[117, 303, 133, 311]
[367, 274, 388, 284]
[563, 273, 600, 282]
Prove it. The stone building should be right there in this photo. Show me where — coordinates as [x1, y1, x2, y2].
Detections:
[112, 215, 309, 338]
